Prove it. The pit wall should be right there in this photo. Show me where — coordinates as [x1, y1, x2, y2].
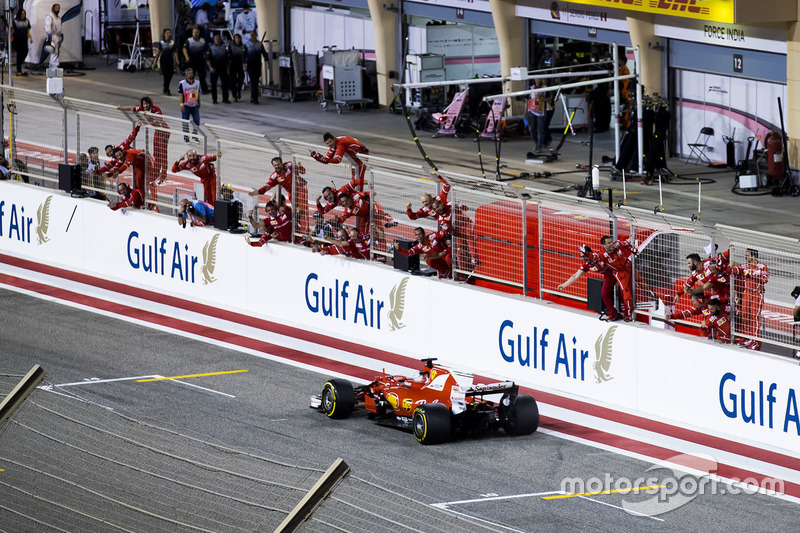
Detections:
[1, 180, 799, 456]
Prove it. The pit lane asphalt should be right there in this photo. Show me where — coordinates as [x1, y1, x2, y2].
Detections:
[9, 56, 800, 238]
[2, 287, 798, 532]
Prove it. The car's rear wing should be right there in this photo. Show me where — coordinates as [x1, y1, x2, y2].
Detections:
[466, 381, 518, 396]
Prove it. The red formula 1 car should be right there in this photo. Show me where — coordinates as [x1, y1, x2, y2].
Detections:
[310, 358, 539, 445]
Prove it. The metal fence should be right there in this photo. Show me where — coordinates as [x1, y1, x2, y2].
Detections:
[3, 87, 799, 358]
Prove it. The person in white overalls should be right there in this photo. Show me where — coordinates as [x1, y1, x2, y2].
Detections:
[42, 4, 62, 69]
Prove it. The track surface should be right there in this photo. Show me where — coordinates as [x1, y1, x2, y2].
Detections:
[1, 287, 798, 532]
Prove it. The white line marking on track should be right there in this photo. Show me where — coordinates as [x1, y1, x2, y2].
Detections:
[429, 504, 527, 533]
[46, 375, 160, 388]
[432, 491, 561, 506]
[167, 378, 236, 398]
[43, 373, 235, 398]
[577, 495, 665, 522]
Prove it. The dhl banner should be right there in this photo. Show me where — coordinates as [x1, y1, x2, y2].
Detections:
[564, 0, 734, 23]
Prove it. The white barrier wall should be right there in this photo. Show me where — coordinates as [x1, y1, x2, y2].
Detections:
[1, 181, 799, 455]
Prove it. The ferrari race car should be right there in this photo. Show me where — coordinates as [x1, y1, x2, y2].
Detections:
[310, 358, 539, 445]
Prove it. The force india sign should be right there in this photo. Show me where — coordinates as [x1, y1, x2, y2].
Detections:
[565, 0, 734, 23]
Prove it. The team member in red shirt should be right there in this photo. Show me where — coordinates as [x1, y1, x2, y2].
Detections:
[558, 245, 609, 287]
[107, 182, 143, 211]
[559, 245, 618, 318]
[335, 191, 372, 235]
[592, 234, 637, 322]
[97, 122, 142, 176]
[245, 201, 292, 247]
[250, 157, 309, 234]
[703, 296, 734, 344]
[315, 179, 365, 215]
[729, 248, 769, 350]
[676, 254, 731, 307]
[310, 132, 369, 187]
[312, 228, 354, 257]
[396, 227, 452, 279]
[172, 149, 218, 204]
[346, 227, 371, 259]
[702, 296, 756, 349]
[107, 144, 159, 211]
[406, 172, 450, 221]
[117, 96, 170, 181]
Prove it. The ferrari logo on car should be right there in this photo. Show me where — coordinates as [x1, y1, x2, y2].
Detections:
[402, 398, 413, 412]
[387, 277, 409, 331]
[593, 325, 617, 384]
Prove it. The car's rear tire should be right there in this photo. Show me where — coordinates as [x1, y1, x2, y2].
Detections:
[412, 403, 451, 445]
[321, 379, 355, 419]
[503, 394, 539, 436]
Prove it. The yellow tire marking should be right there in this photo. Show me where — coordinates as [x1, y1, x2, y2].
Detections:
[136, 370, 248, 382]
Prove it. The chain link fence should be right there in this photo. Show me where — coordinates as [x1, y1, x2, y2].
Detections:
[2, 87, 800, 357]
[6, 86, 66, 187]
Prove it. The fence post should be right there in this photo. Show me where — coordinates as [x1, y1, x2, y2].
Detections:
[369, 169, 375, 261]
[61, 98, 68, 164]
[538, 202, 544, 300]
[521, 197, 528, 297]
[729, 243, 737, 343]
[144, 125, 150, 206]
[75, 113, 81, 158]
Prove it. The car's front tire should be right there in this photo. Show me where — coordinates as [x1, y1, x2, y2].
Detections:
[412, 403, 451, 445]
[321, 379, 355, 419]
[503, 394, 539, 436]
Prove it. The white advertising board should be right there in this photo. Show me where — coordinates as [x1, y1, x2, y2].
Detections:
[636, 327, 800, 453]
[0, 186, 86, 271]
[3, 180, 800, 455]
[654, 18, 787, 55]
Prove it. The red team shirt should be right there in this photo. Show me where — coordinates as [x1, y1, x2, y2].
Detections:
[257, 161, 306, 199]
[250, 207, 292, 246]
[348, 233, 371, 259]
[97, 124, 141, 174]
[312, 136, 368, 166]
[316, 179, 365, 215]
[109, 189, 144, 210]
[336, 191, 371, 223]
[397, 232, 448, 258]
[730, 261, 769, 295]
[680, 262, 731, 304]
[704, 312, 732, 343]
[407, 180, 451, 220]
[171, 154, 218, 184]
[594, 240, 636, 273]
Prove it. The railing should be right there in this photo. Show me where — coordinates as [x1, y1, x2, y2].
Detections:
[3, 86, 799, 358]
